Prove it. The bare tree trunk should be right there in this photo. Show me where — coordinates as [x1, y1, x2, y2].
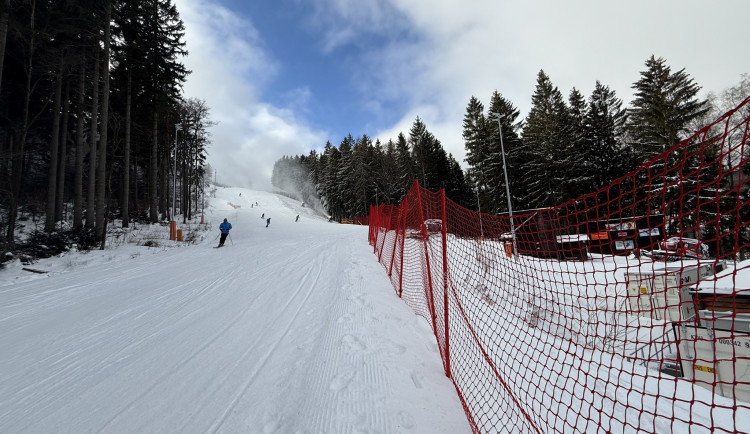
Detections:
[184, 145, 191, 223]
[45, 54, 64, 233]
[185, 131, 192, 222]
[95, 0, 111, 242]
[122, 69, 131, 228]
[6, 0, 35, 248]
[55, 77, 71, 224]
[0, 0, 10, 94]
[161, 137, 168, 219]
[73, 56, 85, 230]
[85, 49, 99, 230]
[133, 153, 139, 220]
[149, 112, 158, 223]
[181, 147, 186, 224]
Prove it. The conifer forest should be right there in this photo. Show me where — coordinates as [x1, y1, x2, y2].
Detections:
[0, 0, 213, 259]
[274, 61, 748, 226]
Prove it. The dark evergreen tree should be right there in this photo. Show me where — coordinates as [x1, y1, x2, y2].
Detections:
[336, 135, 355, 218]
[462, 96, 490, 212]
[582, 81, 632, 192]
[0, 0, 198, 259]
[627, 56, 710, 227]
[563, 87, 591, 200]
[351, 135, 373, 217]
[408, 117, 451, 192]
[486, 91, 523, 215]
[378, 139, 400, 204]
[394, 132, 414, 194]
[445, 154, 474, 209]
[628, 55, 709, 163]
[520, 70, 571, 210]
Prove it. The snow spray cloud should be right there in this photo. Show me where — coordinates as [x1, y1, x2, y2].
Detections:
[271, 157, 328, 218]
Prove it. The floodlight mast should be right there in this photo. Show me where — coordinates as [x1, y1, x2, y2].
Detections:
[173, 124, 182, 220]
[495, 113, 517, 257]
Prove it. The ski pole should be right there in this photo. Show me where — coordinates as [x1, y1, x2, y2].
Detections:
[229, 233, 234, 245]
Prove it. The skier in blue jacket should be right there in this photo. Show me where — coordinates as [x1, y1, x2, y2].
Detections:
[218, 218, 232, 247]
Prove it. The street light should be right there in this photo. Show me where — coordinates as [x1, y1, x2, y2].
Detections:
[494, 113, 517, 256]
[173, 124, 182, 220]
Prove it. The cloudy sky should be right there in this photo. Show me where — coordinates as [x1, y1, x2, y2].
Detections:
[175, 0, 750, 190]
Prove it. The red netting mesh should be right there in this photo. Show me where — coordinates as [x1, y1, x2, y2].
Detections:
[368, 96, 750, 433]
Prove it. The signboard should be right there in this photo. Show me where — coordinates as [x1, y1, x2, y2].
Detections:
[676, 323, 750, 402]
[639, 227, 661, 237]
[615, 240, 635, 250]
[607, 222, 635, 231]
[590, 231, 609, 240]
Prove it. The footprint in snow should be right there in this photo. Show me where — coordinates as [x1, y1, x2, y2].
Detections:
[341, 334, 366, 352]
[410, 372, 424, 389]
[329, 369, 356, 391]
[382, 341, 406, 355]
[346, 294, 365, 306]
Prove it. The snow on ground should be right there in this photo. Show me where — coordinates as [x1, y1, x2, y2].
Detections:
[0, 186, 471, 433]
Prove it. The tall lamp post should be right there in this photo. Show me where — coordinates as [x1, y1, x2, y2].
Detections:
[495, 113, 517, 256]
[173, 124, 182, 220]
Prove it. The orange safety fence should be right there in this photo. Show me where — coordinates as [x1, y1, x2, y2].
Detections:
[368, 96, 750, 433]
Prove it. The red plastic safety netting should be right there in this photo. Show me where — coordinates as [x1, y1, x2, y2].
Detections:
[368, 97, 750, 433]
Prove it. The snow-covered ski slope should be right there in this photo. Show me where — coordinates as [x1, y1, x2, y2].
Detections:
[0, 187, 471, 433]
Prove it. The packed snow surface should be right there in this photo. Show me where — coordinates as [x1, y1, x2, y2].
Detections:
[0, 187, 471, 433]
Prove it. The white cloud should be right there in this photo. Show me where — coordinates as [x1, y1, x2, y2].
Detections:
[367, 0, 750, 167]
[177, 0, 326, 189]
[177, 0, 750, 188]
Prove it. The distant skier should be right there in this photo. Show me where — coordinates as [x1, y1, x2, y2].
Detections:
[295, 215, 300, 222]
[261, 213, 264, 219]
[218, 218, 232, 247]
[266, 218, 271, 228]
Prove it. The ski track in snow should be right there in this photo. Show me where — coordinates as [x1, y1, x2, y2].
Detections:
[0, 188, 470, 433]
[207, 242, 327, 433]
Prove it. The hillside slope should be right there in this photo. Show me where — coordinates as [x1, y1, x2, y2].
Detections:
[0, 186, 470, 433]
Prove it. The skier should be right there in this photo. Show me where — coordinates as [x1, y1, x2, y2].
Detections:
[295, 215, 300, 222]
[261, 213, 264, 219]
[266, 218, 271, 228]
[218, 218, 232, 247]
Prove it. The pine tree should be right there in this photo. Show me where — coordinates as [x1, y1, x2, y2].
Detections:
[408, 117, 451, 192]
[351, 135, 373, 217]
[628, 56, 710, 226]
[445, 154, 474, 209]
[563, 87, 591, 200]
[628, 55, 709, 163]
[462, 96, 489, 212]
[582, 81, 632, 192]
[379, 139, 400, 204]
[394, 132, 414, 194]
[336, 135, 355, 218]
[520, 70, 571, 209]
[486, 91, 522, 214]
[408, 117, 430, 189]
